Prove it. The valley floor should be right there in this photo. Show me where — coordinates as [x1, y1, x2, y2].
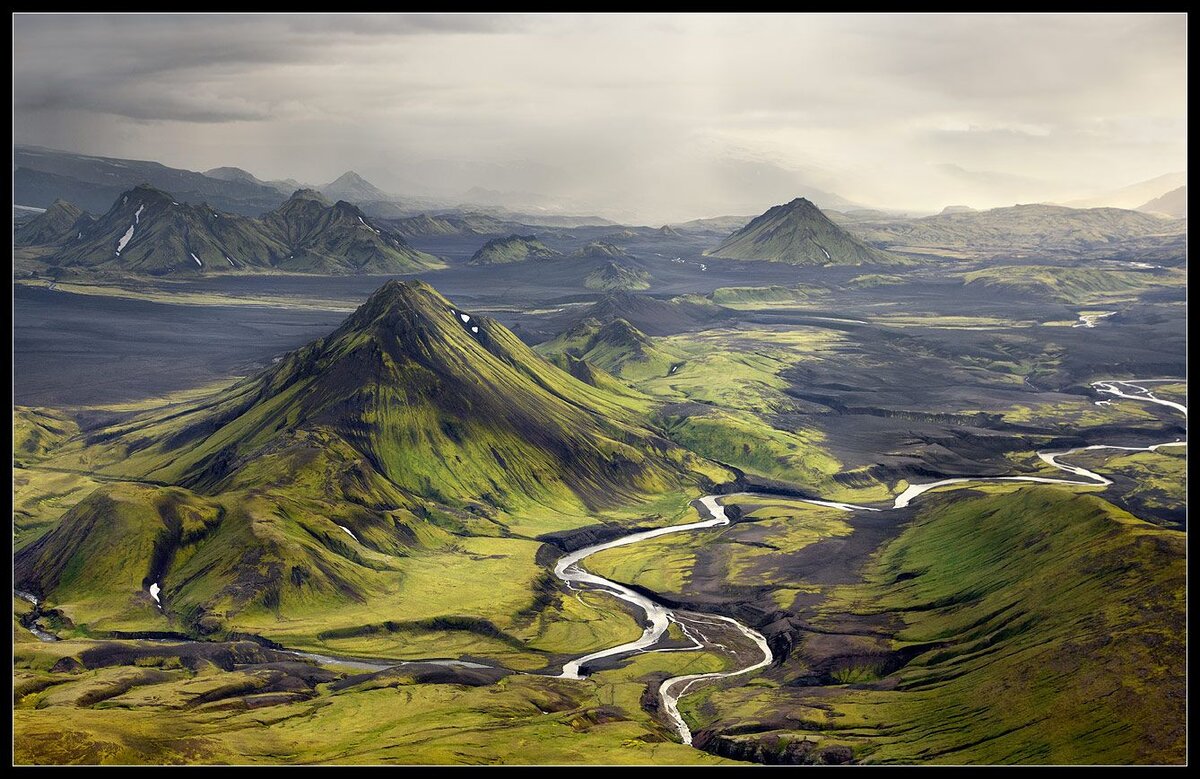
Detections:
[12, 253, 1187, 765]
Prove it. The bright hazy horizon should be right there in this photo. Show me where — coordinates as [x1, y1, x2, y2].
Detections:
[13, 12, 1188, 223]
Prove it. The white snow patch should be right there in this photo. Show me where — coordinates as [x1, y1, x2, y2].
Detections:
[122, 196, 128, 205]
[149, 583, 161, 605]
[471, 326, 479, 333]
[459, 313, 471, 323]
[338, 525, 359, 542]
[116, 224, 135, 255]
[1073, 311, 1115, 329]
[819, 246, 831, 260]
[77, 232, 82, 239]
[191, 253, 203, 267]
[226, 257, 236, 267]
[134, 204, 144, 224]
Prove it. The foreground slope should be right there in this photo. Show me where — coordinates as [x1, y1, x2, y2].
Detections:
[679, 488, 1185, 764]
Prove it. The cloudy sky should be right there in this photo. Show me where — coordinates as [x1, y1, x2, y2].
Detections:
[13, 13, 1188, 222]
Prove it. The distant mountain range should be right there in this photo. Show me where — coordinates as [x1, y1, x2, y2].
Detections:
[837, 202, 1187, 261]
[204, 166, 305, 196]
[15, 146, 287, 216]
[1062, 172, 1187, 211]
[21, 185, 444, 275]
[13, 145, 1187, 267]
[1136, 186, 1186, 219]
[14, 145, 620, 228]
[391, 212, 528, 238]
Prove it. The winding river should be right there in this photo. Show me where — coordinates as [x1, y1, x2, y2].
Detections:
[549, 377, 1187, 745]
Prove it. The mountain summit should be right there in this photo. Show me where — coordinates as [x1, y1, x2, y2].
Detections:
[320, 171, 390, 203]
[707, 197, 906, 266]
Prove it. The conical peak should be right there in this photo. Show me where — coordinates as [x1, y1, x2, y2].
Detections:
[777, 197, 823, 215]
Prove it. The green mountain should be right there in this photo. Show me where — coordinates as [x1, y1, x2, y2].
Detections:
[581, 291, 734, 336]
[260, 189, 443, 273]
[468, 234, 561, 265]
[204, 166, 301, 196]
[571, 241, 632, 261]
[391, 211, 524, 237]
[46, 186, 443, 275]
[707, 197, 906, 266]
[52, 185, 288, 274]
[584, 260, 652, 291]
[539, 317, 677, 380]
[392, 213, 460, 236]
[13, 199, 93, 247]
[17, 280, 722, 632]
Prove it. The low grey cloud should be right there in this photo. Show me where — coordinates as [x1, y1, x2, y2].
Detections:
[12, 13, 1187, 222]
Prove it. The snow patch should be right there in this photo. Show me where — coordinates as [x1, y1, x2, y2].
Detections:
[226, 257, 236, 267]
[1073, 311, 1115, 329]
[149, 583, 161, 605]
[134, 204, 144, 224]
[191, 253, 203, 267]
[471, 326, 479, 333]
[116, 225, 135, 255]
[459, 313, 471, 323]
[338, 525, 359, 542]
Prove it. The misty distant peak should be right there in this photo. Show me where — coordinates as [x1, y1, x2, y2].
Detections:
[321, 171, 389, 203]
